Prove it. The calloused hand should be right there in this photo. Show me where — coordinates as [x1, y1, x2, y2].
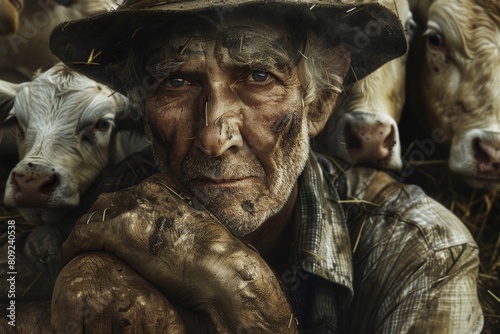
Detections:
[60, 173, 297, 333]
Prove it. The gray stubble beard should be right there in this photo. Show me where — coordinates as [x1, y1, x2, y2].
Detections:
[149, 115, 310, 238]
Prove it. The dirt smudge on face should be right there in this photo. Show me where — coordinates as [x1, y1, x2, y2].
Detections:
[277, 110, 302, 152]
[272, 112, 293, 134]
[241, 200, 256, 215]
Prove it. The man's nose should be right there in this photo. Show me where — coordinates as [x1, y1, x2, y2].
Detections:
[196, 92, 244, 157]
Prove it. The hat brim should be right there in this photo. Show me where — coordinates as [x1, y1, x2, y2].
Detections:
[49, 0, 407, 92]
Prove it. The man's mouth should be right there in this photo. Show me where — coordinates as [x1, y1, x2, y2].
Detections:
[191, 176, 258, 188]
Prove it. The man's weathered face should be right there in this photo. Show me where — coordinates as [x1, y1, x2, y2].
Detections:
[142, 18, 313, 237]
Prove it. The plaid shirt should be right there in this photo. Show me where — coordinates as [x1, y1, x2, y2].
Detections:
[2, 148, 483, 333]
[288, 153, 483, 333]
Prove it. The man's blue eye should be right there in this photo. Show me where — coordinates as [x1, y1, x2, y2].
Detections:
[251, 70, 269, 82]
[169, 77, 185, 87]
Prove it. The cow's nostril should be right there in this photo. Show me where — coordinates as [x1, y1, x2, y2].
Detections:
[39, 173, 60, 193]
[383, 126, 396, 149]
[473, 138, 490, 164]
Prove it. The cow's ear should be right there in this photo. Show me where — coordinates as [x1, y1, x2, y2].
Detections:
[0, 80, 20, 124]
[307, 45, 351, 138]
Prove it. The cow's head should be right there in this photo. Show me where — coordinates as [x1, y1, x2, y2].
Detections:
[412, 0, 500, 189]
[0, 0, 24, 35]
[316, 0, 413, 170]
[0, 63, 143, 224]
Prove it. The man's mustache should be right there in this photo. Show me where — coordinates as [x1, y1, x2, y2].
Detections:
[181, 155, 265, 180]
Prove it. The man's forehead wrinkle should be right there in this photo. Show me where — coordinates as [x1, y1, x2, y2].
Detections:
[146, 34, 215, 62]
[219, 27, 298, 74]
[146, 43, 189, 76]
[142, 13, 304, 81]
[146, 37, 297, 80]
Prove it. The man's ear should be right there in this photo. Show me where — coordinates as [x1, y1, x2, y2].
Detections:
[308, 45, 351, 138]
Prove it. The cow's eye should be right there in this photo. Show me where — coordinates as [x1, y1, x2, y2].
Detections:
[95, 119, 112, 132]
[427, 32, 445, 48]
[424, 25, 447, 52]
[251, 69, 269, 82]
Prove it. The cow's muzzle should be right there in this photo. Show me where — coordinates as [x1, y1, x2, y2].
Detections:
[449, 129, 500, 189]
[5, 162, 61, 207]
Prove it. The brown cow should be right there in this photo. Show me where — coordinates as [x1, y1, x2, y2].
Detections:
[408, 0, 500, 189]
[316, 0, 413, 170]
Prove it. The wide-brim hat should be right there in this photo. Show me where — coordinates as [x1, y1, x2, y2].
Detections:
[49, 0, 407, 92]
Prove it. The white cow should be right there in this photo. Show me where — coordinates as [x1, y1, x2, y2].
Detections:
[0, 0, 116, 154]
[408, 0, 500, 189]
[316, 0, 413, 170]
[0, 63, 150, 224]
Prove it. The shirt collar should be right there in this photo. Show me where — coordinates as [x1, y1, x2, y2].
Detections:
[292, 152, 354, 307]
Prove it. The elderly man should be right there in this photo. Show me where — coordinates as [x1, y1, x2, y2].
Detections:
[6, 0, 482, 332]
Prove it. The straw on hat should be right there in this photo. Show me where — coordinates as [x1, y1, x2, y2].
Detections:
[49, 0, 407, 91]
